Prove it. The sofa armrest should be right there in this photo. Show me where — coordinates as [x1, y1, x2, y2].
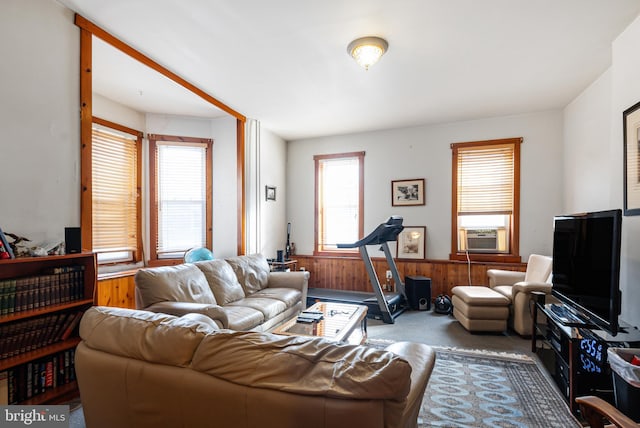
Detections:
[267, 271, 310, 307]
[144, 302, 228, 328]
[487, 269, 525, 287]
[385, 341, 436, 428]
[512, 281, 552, 295]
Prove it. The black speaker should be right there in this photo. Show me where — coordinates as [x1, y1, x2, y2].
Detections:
[65, 227, 81, 254]
[405, 276, 431, 311]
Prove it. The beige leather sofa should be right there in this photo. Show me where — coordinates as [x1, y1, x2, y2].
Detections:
[135, 253, 309, 331]
[487, 254, 554, 336]
[76, 306, 436, 428]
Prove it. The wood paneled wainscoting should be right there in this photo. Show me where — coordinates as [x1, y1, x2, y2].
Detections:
[293, 255, 527, 300]
[97, 271, 137, 309]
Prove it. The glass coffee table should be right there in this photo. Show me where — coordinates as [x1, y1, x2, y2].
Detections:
[273, 302, 368, 344]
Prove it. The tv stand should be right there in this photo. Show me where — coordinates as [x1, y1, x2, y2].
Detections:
[531, 296, 640, 415]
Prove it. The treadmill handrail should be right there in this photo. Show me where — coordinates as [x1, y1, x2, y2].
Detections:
[337, 216, 404, 248]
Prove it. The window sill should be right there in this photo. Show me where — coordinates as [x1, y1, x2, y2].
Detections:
[449, 253, 521, 264]
[146, 259, 184, 267]
[97, 266, 141, 280]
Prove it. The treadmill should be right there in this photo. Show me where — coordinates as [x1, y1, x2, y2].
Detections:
[307, 216, 408, 324]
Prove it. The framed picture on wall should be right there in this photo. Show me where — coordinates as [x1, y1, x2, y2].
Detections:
[396, 226, 426, 259]
[265, 185, 276, 201]
[624, 100, 640, 216]
[391, 179, 425, 206]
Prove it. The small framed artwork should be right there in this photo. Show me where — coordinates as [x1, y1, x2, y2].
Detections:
[623, 100, 640, 216]
[265, 185, 276, 201]
[396, 226, 426, 259]
[391, 178, 425, 206]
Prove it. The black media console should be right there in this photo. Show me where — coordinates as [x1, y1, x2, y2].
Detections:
[531, 297, 640, 415]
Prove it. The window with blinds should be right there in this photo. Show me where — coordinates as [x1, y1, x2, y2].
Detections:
[149, 135, 212, 261]
[91, 119, 142, 264]
[451, 138, 521, 261]
[314, 152, 364, 254]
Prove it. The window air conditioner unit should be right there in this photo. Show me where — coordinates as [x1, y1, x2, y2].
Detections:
[466, 228, 499, 252]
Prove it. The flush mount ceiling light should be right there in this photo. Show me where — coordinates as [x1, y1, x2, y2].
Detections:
[347, 36, 389, 70]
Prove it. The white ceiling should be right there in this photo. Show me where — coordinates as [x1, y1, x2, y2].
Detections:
[57, 0, 640, 141]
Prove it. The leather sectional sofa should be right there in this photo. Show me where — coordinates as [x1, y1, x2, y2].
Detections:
[134, 253, 309, 331]
[76, 306, 436, 428]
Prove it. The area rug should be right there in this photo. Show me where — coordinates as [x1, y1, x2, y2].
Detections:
[415, 346, 581, 428]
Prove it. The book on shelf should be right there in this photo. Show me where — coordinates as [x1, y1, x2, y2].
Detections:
[0, 279, 16, 315]
[0, 311, 84, 359]
[0, 371, 8, 405]
[42, 265, 85, 304]
[0, 265, 86, 315]
[26, 363, 33, 399]
[59, 311, 83, 341]
[42, 313, 62, 346]
[3, 348, 76, 404]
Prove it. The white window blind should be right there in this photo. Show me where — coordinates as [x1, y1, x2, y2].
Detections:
[457, 144, 514, 215]
[91, 126, 138, 255]
[317, 155, 361, 250]
[155, 142, 207, 257]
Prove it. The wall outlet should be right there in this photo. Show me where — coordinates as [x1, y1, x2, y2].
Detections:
[386, 270, 392, 279]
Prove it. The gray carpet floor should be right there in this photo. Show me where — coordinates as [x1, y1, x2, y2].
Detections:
[69, 309, 546, 427]
[368, 309, 533, 354]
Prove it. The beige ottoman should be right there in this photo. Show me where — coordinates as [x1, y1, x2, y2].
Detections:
[451, 286, 510, 332]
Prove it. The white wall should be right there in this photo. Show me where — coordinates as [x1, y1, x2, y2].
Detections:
[259, 127, 288, 259]
[0, 0, 79, 244]
[563, 70, 613, 213]
[287, 110, 564, 260]
[562, 15, 640, 328]
[93, 94, 145, 131]
[612, 15, 640, 328]
[210, 116, 239, 258]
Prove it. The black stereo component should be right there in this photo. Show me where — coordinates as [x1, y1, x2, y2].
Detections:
[405, 276, 431, 311]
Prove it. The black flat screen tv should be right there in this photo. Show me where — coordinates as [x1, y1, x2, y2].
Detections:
[551, 209, 622, 335]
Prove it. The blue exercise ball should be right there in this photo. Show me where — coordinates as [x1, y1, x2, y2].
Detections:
[184, 247, 214, 263]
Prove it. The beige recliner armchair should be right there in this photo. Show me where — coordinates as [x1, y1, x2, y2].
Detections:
[487, 254, 553, 336]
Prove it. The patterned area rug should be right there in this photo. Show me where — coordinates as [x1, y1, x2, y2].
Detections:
[416, 347, 581, 428]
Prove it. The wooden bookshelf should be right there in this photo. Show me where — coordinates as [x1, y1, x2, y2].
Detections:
[0, 253, 96, 404]
[0, 338, 82, 372]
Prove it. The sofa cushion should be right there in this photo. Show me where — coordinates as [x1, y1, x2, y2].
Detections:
[135, 264, 216, 308]
[194, 259, 245, 304]
[492, 285, 513, 300]
[227, 297, 287, 320]
[79, 306, 215, 367]
[250, 287, 301, 307]
[225, 254, 270, 295]
[222, 305, 265, 330]
[191, 331, 412, 400]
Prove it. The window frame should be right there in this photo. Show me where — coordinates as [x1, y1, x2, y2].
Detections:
[148, 133, 213, 266]
[450, 138, 522, 263]
[314, 151, 365, 256]
[86, 116, 143, 264]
